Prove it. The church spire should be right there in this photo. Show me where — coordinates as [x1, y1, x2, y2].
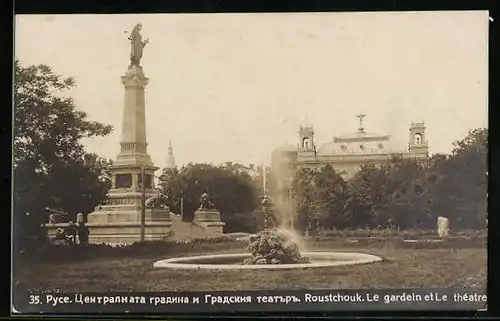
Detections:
[166, 140, 176, 169]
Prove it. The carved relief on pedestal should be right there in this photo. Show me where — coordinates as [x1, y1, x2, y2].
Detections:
[120, 143, 148, 154]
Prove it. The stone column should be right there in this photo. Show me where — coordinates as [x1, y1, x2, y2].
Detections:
[111, 174, 116, 189]
[114, 65, 154, 169]
[120, 65, 149, 154]
[132, 172, 139, 191]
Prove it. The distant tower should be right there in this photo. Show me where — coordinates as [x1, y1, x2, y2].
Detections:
[166, 140, 176, 169]
[298, 124, 316, 152]
[408, 122, 429, 158]
[296, 123, 317, 169]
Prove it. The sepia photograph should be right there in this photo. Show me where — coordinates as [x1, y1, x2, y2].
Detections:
[12, 11, 488, 312]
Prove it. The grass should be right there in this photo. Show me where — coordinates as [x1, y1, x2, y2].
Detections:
[14, 241, 487, 292]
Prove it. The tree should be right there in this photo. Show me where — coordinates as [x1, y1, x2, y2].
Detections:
[380, 156, 438, 229]
[430, 128, 488, 229]
[14, 61, 112, 170]
[345, 164, 391, 229]
[13, 61, 113, 246]
[44, 153, 113, 218]
[157, 163, 259, 232]
[157, 167, 182, 213]
[291, 168, 318, 232]
[314, 165, 351, 229]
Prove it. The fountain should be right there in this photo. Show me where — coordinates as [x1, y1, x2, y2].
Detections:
[153, 167, 382, 270]
[241, 194, 308, 265]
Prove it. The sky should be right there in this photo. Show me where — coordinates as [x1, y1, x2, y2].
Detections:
[15, 11, 489, 167]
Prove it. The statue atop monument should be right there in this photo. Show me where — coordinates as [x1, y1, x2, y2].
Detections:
[128, 23, 149, 66]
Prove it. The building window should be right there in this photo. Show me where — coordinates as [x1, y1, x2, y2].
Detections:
[414, 133, 422, 146]
[378, 143, 384, 149]
[359, 144, 365, 150]
[341, 145, 347, 151]
[302, 137, 311, 150]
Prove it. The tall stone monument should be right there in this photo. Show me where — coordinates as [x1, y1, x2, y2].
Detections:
[85, 23, 172, 244]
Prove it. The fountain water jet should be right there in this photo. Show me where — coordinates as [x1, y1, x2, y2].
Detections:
[239, 163, 309, 265]
[242, 190, 308, 265]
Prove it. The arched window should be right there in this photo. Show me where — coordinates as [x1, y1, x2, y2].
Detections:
[302, 137, 310, 150]
[414, 133, 423, 146]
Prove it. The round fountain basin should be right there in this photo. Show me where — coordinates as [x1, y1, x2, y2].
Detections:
[153, 252, 382, 270]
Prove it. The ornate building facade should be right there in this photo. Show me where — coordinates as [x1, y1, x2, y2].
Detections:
[271, 115, 430, 180]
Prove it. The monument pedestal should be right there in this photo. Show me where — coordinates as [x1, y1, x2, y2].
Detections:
[86, 207, 172, 244]
[193, 209, 225, 234]
[86, 187, 173, 244]
[83, 65, 173, 244]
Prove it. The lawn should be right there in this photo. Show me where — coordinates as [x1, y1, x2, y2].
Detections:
[14, 242, 487, 292]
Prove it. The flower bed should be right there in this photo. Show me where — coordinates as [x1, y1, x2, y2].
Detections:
[244, 229, 308, 265]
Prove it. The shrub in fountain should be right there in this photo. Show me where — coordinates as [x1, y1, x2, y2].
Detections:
[243, 229, 309, 265]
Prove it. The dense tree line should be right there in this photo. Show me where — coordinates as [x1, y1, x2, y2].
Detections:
[283, 128, 487, 233]
[157, 163, 260, 232]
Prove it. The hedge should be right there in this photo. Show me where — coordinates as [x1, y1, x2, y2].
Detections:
[16, 235, 245, 264]
[318, 228, 487, 239]
[16, 229, 487, 264]
[307, 235, 487, 249]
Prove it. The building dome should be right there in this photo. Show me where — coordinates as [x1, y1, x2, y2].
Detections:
[317, 142, 337, 155]
[334, 131, 388, 141]
[315, 127, 407, 156]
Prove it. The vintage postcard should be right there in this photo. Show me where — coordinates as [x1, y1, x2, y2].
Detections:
[12, 11, 488, 314]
